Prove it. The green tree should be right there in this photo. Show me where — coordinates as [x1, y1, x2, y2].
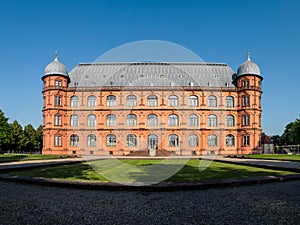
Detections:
[24, 124, 38, 153]
[10, 120, 25, 152]
[0, 110, 12, 152]
[281, 122, 294, 145]
[281, 119, 300, 145]
[290, 119, 300, 144]
[36, 125, 43, 152]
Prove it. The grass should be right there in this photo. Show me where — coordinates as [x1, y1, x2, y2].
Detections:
[0, 154, 68, 163]
[5, 159, 296, 182]
[244, 154, 300, 161]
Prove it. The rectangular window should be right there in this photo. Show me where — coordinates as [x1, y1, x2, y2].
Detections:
[54, 136, 61, 146]
[147, 98, 158, 107]
[243, 115, 250, 126]
[243, 135, 250, 146]
[243, 95, 250, 107]
[54, 96, 62, 106]
[55, 80, 62, 87]
[54, 115, 61, 126]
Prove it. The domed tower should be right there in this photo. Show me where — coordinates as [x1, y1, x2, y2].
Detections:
[236, 52, 263, 154]
[42, 51, 69, 155]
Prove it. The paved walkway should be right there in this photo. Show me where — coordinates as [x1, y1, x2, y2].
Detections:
[213, 155, 300, 172]
[0, 157, 85, 171]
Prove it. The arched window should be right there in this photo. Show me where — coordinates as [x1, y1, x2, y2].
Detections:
[106, 114, 116, 126]
[168, 95, 178, 107]
[87, 95, 97, 107]
[208, 95, 217, 107]
[87, 134, 96, 147]
[168, 134, 179, 147]
[226, 115, 235, 127]
[147, 114, 158, 127]
[70, 96, 79, 108]
[54, 95, 62, 106]
[54, 114, 61, 126]
[168, 114, 179, 126]
[208, 114, 218, 127]
[126, 134, 137, 147]
[70, 114, 79, 127]
[126, 114, 137, 126]
[106, 134, 116, 147]
[54, 135, 61, 146]
[188, 114, 198, 126]
[208, 134, 217, 147]
[87, 114, 96, 126]
[106, 95, 116, 107]
[147, 95, 158, 107]
[243, 135, 250, 146]
[226, 134, 235, 147]
[225, 96, 234, 108]
[70, 134, 79, 147]
[126, 95, 137, 107]
[188, 95, 198, 107]
[188, 134, 198, 147]
[148, 134, 158, 149]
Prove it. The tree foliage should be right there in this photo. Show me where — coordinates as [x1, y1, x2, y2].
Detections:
[0, 110, 12, 150]
[0, 109, 43, 153]
[281, 119, 300, 145]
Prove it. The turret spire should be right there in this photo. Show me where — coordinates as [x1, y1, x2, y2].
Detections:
[247, 51, 251, 61]
[54, 50, 58, 61]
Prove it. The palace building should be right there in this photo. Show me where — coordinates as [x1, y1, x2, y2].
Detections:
[42, 52, 263, 156]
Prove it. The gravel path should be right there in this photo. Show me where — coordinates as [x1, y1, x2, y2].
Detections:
[0, 180, 299, 225]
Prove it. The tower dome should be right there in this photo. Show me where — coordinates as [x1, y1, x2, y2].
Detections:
[237, 52, 261, 76]
[44, 51, 68, 77]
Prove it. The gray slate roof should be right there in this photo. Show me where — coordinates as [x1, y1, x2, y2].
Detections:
[68, 62, 236, 88]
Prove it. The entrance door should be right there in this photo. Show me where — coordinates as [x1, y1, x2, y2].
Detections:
[148, 134, 158, 149]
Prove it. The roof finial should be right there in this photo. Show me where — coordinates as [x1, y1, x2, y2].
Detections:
[247, 51, 251, 61]
[54, 50, 58, 61]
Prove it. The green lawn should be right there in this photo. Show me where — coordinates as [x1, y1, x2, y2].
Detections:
[0, 154, 68, 163]
[6, 159, 296, 182]
[244, 154, 300, 161]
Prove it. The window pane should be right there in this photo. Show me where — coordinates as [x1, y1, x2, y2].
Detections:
[226, 96, 234, 108]
[188, 95, 198, 107]
[147, 95, 158, 107]
[188, 114, 198, 126]
[127, 114, 137, 126]
[107, 95, 116, 107]
[168, 95, 178, 107]
[126, 134, 137, 147]
[168, 134, 179, 147]
[208, 95, 217, 107]
[106, 134, 116, 146]
[148, 134, 158, 149]
[226, 135, 235, 146]
[87, 96, 97, 107]
[106, 114, 116, 126]
[126, 95, 137, 107]
[208, 134, 217, 146]
[168, 114, 179, 126]
[70, 96, 79, 108]
[87, 114, 96, 126]
[147, 114, 158, 127]
[208, 115, 217, 127]
[188, 134, 198, 147]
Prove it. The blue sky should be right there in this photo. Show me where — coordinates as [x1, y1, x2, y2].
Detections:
[0, 0, 299, 135]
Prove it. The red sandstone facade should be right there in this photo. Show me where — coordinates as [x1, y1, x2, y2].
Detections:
[42, 53, 263, 156]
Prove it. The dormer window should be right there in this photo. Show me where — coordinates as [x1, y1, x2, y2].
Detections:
[242, 79, 250, 87]
[55, 79, 62, 87]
